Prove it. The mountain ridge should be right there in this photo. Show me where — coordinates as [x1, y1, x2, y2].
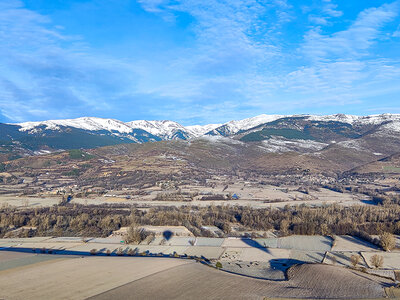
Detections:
[1, 113, 400, 161]
[13, 113, 400, 138]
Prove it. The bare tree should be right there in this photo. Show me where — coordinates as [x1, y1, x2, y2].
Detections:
[380, 232, 396, 251]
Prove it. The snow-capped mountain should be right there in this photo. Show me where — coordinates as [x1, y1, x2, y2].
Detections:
[206, 114, 286, 136]
[306, 113, 400, 128]
[126, 120, 192, 140]
[13, 113, 400, 139]
[17, 117, 219, 140]
[3, 113, 400, 156]
[205, 113, 400, 137]
[18, 117, 134, 133]
[185, 123, 222, 136]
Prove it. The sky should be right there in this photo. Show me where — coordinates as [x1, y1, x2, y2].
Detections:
[0, 0, 400, 125]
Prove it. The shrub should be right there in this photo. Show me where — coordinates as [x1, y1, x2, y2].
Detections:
[370, 254, 384, 268]
[216, 261, 222, 269]
[350, 254, 361, 267]
[68, 149, 94, 160]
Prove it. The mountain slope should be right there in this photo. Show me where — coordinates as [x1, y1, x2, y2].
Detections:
[205, 114, 286, 136]
[0, 122, 161, 154]
[236, 114, 400, 142]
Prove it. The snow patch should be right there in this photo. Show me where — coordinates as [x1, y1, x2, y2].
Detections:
[196, 135, 245, 145]
[380, 120, 400, 132]
[33, 150, 52, 155]
[337, 140, 364, 151]
[260, 137, 328, 153]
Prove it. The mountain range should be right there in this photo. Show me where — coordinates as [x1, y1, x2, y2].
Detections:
[1, 113, 400, 161]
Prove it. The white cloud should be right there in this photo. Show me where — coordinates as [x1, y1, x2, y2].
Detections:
[135, 1, 400, 121]
[281, 2, 400, 113]
[1, 0, 400, 124]
[133, 0, 294, 112]
[323, 2, 343, 18]
[302, 2, 399, 61]
[394, 24, 400, 36]
[308, 15, 329, 25]
[0, 0, 142, 121]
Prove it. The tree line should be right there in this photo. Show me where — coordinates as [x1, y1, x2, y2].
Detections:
[1, 203, 399, 242]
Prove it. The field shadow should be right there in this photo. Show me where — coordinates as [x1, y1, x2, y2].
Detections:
[348, 269, 394, 288]
[270, 258, 306, 280]
[360, 199, 378, 206]
[321, 237, 334, 249]
[240, 238, 271, 254]
[305, 252, 325, 262]
[340, 235, 379, 249]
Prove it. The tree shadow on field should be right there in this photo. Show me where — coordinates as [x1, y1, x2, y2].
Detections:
[240, 238, 271, 254]
[305, 252, 325, 262]
[270, 258, 305, 280]
[340, 235, 379, 250]
[360, 199, 378, 206]
[240, 238, 309, 281]
[322, 236, 335, 248]
[97, 248, 107, 254]
[270, 258, 304, 271]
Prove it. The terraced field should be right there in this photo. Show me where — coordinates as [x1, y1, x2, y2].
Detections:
[0, 235, 397, 300]
[90, 262, 392, 300]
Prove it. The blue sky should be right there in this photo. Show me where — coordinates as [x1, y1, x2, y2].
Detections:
[1, 0, 400, 125]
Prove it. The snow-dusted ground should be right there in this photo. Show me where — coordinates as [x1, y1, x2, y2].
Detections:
[336, 140, 365, 151]
[260, 137, 328, 153]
